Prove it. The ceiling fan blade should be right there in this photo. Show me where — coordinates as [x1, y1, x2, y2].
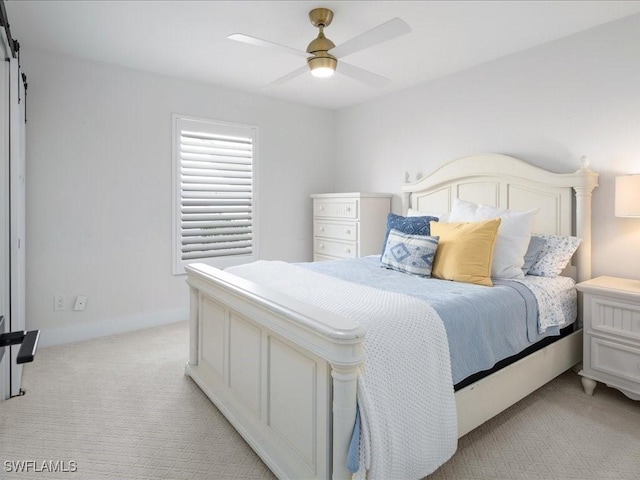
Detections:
[264, 66, 309, 88]
[336, 62, 389, 88]
[330, 18, 411, 59]
[227, 33, 309, 58]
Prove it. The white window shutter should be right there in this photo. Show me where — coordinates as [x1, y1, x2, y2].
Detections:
[173, 116, 257, 273]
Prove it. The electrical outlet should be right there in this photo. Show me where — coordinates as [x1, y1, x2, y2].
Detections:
[74, 295, 87, 311]
[54, 295, 65, 311]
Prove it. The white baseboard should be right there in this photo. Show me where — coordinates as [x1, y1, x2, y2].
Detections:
[36, 307, 189, 348]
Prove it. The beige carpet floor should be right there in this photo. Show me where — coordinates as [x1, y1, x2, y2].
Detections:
[1, 321, 639, 479]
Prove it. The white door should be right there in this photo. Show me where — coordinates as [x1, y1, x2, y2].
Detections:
[9, 58, 26, 397]
[0, 32, 10, 400]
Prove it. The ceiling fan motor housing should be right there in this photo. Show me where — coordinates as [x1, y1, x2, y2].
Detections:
[306, 31, 335, 55]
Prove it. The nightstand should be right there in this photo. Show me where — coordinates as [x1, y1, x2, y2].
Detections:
[576, 276, 640, 400]
[310, 193, 391, 261]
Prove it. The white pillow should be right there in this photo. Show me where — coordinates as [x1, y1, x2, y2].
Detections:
[407, 208, 449, 222]
[449, 199, 537, 279]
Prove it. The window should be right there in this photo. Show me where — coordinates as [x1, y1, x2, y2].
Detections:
[173, 115, 257, 274]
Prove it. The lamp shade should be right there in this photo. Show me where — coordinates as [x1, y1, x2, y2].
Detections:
[615, 175, 640, 217]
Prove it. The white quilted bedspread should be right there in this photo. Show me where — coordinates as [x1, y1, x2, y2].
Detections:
[227, 261, 457, 480]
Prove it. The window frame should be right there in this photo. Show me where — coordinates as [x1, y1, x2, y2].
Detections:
[172, 114, 258, 275]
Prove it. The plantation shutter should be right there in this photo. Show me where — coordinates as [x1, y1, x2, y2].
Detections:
[175, 117, 256, 271]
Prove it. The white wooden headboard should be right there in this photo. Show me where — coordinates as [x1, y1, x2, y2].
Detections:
[400, 154, 599, 282]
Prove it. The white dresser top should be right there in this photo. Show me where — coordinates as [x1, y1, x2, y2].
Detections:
[310, 192, 392, 199]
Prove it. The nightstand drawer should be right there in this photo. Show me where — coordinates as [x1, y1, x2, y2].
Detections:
[591, 337, 640, 384]
[587, 296, 640, 341]
[314, 199, 358, 219]
[314, 221, 357, 241]
[314, 239, 357, 259]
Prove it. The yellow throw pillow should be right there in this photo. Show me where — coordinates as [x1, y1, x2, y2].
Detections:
[430, 218, 501, 287]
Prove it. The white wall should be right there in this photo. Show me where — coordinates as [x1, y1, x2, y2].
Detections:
[23, 13, 640, 346]
[23, 48, 335, 346]
[335, 13, 640, 280]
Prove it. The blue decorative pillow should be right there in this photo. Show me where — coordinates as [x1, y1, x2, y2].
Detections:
[381, 213, 439, 256]
[381, 229, 439, 277]
[522, 236, 547, 275]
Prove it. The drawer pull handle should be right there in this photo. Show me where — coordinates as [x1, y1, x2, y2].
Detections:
[319, 227, 325, 232]
[345, 229, 351, 234]
[319, 243, 324, 249]
[346, 207, 351, 212]
[319, 206, 325, 211]
[345, 248, 351, 253]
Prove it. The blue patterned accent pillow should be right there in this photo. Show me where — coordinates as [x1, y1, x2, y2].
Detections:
[381, 229, 439, 277]
[381, 213, 439, 256]
[527, 235, 582, 277]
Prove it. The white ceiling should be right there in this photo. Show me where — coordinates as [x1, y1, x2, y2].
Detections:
[6, 1, 640, 110]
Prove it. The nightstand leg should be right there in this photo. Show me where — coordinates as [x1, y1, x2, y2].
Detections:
[582, 377, 597, 396]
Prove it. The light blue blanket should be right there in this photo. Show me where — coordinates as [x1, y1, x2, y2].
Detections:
[300, 256, 568, 474]
[301, 256, 556, 384]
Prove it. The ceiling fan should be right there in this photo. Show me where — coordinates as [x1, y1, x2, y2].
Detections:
[228, 8, 411, 88]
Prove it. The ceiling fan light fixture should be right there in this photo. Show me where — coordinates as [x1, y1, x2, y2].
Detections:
[306, 9, 337, 79]
[228, 7, 409, 88]
[308, 55, 337, 78]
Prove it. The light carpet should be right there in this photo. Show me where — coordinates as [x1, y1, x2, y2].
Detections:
[1, 321, 639, 479]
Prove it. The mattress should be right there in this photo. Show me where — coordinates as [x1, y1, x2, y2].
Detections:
[301, 255, 577, 384]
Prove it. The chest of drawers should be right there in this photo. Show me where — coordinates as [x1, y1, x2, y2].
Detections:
[576, 276, 640, 400]
[311, 193, 391, 261]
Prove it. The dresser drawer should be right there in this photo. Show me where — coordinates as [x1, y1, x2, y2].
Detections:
[591, 336, 640, 384]
[586, 295, 640, 342]
[313, 254, 336, 262]
[314, 239, 357, 259]
[314, 199, 358, 219]
[314, 221, 357, 242]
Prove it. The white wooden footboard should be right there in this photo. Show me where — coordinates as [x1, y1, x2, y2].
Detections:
[185, 263, 365, 480]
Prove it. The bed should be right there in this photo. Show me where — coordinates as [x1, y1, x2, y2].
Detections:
[184, 153, 599, 480]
